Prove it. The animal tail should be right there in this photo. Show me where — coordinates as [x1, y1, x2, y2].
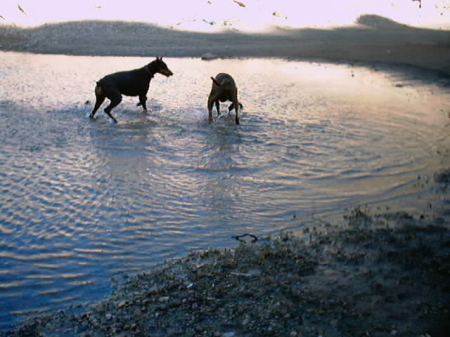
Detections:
[211, 77, 222, 87]
[94, 81, 103, 96]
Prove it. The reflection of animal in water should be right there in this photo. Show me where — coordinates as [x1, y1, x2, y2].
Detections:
[89, 57, 173, 123]
[207, 73, 243, 125]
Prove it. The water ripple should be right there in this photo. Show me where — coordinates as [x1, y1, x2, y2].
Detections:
[0, 53, 449, 330]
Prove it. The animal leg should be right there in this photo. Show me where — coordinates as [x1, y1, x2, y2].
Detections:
[103, 92, 122, 123]
[215, 101, 221, 116]
[90, 95, 106, 119]
[137, 94, 148, 111]
[231, 90, 240, 125]
[207, 95, 220, 122]
[228, 102, 243, 111]
[90, 82, 106, 118]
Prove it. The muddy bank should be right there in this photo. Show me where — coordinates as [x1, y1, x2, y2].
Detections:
[3, 209, 449, 337]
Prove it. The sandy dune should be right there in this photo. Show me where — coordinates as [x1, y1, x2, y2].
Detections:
[1, 0, 449, 74]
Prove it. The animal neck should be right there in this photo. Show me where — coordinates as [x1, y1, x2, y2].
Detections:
[144, 65, 155, 78]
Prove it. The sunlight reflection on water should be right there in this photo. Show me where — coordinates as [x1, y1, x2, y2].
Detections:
[0, 52, 449, 330]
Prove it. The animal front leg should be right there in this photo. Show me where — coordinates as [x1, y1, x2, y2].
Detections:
[137, 94, 148, 111]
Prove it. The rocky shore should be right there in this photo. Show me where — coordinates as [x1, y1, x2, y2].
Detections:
[3, 209, 450, 337]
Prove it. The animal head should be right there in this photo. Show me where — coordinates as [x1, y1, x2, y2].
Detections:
[151, 57, 173, 77]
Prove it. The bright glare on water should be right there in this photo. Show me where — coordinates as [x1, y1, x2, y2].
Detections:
[0, 52, 449, 330]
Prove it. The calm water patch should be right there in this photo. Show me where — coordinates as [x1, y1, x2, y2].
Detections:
[0, 52, 449, 330]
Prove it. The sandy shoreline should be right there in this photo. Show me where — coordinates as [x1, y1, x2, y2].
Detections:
[1, 0, 450, 75]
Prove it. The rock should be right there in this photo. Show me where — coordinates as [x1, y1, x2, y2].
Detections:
[272, 11, 287, 19]
[223, 332, 236, 337]
[233, 0, 246, 7]
[79, 332, 94, 337]
[201, 53, 219, 61]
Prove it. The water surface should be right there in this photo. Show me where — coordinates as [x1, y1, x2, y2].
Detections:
[1, 52, 449, 330]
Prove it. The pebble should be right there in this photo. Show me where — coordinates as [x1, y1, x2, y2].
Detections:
[201, 53, 219, 61]
[223, 332, 236, 337]
[158, 296, 170, 302]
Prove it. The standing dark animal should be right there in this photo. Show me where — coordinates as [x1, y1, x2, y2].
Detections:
[207, 73, 243, 125]
[89, 57, 173, 123]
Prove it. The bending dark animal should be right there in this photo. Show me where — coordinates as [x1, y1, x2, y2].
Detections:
[207, 73, 242, 125]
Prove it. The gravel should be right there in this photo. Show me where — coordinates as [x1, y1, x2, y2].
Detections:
[3, 210, 449, 337]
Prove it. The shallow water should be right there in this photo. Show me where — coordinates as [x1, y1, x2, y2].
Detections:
[0, 52, 449, 330]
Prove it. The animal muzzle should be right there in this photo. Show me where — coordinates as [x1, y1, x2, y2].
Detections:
[160, 69, 173, 77]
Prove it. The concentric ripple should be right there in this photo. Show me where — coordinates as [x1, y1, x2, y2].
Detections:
[1, 52, 449, 330]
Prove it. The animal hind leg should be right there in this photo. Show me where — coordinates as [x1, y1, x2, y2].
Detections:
[90, 83, 106, 118]
[215, 101, 221, 116]
[103, 92, 122, 123]
[207, 95, 219, 121]
[232, 96, 240, 125]
[90, 95, 106, 118]
[228, 102, 243, 112]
